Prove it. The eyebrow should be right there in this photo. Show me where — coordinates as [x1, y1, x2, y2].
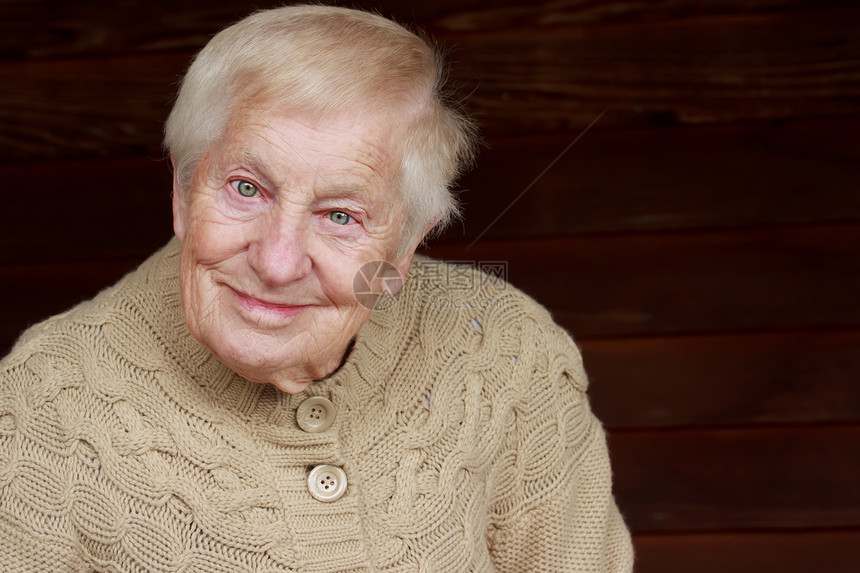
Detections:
[239, 150, 377, 208]
[312, 185, 379, 221]
[239, 151, 281, 188]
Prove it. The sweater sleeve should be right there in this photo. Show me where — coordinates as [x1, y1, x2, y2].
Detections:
[0, 352, 86, 572]
[486, 319, 633, 572]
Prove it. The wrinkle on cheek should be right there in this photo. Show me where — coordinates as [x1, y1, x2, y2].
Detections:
[314, 211, 401, 258]
[200, 287, 222, 322]
[198, 194, 259, 226]
[314, 231, 365, 258]
[187, 273, 221, 328]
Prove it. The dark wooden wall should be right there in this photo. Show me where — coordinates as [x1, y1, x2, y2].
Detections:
[1, 1, 858, 571]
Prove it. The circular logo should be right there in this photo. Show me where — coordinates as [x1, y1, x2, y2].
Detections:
[353, 260, 403, 310]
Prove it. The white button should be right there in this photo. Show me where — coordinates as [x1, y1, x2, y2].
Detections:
[307, 465, 347, 502]
[296, 397, 335, 433]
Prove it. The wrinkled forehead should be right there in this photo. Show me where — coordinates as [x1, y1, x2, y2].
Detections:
[246, 91, 405, 143]
[206, 104, 409, 205]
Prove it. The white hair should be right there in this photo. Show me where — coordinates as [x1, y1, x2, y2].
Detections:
[163, 4, 477, 255]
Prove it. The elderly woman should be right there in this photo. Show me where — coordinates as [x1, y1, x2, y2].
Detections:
[0, 5, 632, 572]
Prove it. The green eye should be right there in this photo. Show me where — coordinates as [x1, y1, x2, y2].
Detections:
[233, 180, 258, 197]
[329, 211, 351, 225]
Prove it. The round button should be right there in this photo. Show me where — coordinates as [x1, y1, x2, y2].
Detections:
[296, 397, 336, 433]
[307, 465, 347, 502]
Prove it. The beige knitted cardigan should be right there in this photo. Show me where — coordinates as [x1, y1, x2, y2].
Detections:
[0, 240, 633, 572]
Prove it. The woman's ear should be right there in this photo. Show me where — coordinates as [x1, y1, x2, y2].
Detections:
[171, 156, 187, 241]
[391, 217, 439, 289]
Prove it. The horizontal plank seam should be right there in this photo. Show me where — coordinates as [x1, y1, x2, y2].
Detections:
[576, 325, 860, 344]
[428, 219, 860, 249]
[631, 525, 860, 538]
[607, 420, 860, 436]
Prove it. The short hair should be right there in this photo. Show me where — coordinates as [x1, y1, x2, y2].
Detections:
[163, 4, 477, 256]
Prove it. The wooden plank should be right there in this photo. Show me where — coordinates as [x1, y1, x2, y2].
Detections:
[2, 118, 855, 263]
[609, 425, 860, 531]
[0, 157, 175, 264]
[2, 7, 858, 162]
[0, 53, 186, 163]
[423, 224, 860, 337]
[0, 0, 852, 60]
[581, 330, 860, 430]
[0, 0, 262, 60]
[633, 530, 860, 573]
[447, 118, 860, 241]
[444, 8, 860, 132]
[412, 0, 860, 33]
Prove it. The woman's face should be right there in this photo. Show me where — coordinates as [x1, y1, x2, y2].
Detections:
[173, 108, 412, 393]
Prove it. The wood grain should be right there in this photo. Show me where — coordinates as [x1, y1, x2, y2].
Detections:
[1, 0, 852, 60]
[582, 330, 860, 430]
[633, 530, 860, 573]
[0, 53, 185, 164]
[0, 0, 852, 60]
[445, 8, 860, 132]
[449, 118, 860, 241]
[609, 425, 860, 532]
[423, 224, 860, 337]
[2, 5, 858, 162]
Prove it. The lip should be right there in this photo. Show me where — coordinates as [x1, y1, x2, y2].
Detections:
[230, 287, 309, 318]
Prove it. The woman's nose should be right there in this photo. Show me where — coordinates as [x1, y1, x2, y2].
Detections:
[246, 211, 312, 287]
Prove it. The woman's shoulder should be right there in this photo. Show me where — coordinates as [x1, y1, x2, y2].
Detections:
[405, 254, 554, 322]
[398, 254, 588, 393]
[0, 240, 182, 396]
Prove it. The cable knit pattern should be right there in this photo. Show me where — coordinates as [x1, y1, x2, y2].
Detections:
[0, 239, 632, 572]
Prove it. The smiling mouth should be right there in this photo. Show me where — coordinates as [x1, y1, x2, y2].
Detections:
[230, 287, 309, 318]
